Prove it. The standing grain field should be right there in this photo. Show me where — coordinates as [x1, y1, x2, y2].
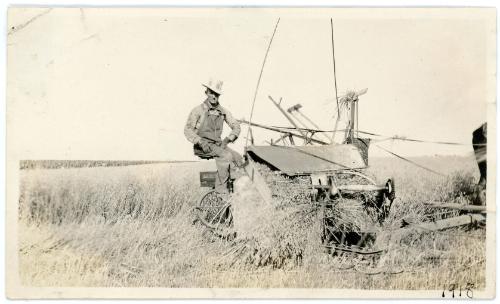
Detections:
[18, 156, 486, 289]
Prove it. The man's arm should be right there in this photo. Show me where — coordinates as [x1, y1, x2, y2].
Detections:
[223, 108, 241, 142]
[184, 107, 203, 144]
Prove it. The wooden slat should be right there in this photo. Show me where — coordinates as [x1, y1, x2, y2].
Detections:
[424, 202, 486, 213]
[238, 119, 328, 145]
[268, 96, 308, 142]
[404, 214, 486, 232]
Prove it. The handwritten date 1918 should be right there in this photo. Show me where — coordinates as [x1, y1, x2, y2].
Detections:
[442, 283, 474, 298]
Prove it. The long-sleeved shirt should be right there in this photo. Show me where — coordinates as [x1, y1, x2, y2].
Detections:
[184, 100, 241, 144]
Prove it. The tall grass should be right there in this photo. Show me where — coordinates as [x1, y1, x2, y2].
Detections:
[19, 163, 205, 224]
[18, 156, 486, 289]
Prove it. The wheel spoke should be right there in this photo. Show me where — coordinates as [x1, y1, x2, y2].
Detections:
[196, 190, 233, 238]
[213, 205, 228, 228]
[209, 203, 229, 226]
[355, 232, 368, 248]
[324, 224, 341, 244]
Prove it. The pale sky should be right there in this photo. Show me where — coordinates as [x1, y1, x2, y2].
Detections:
[7, 8, 495, 161]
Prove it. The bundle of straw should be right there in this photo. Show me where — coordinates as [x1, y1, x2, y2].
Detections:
[227, 162, 379, 269]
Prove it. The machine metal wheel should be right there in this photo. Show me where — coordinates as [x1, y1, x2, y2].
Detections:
[194, 190, 234, 237]
[321, 201, 382, 256]
[320, 170, 388, 256]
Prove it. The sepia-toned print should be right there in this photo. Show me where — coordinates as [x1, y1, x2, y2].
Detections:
[6, 7, 496, 299]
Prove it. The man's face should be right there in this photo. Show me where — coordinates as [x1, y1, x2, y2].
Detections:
[206, 89, 220, 105]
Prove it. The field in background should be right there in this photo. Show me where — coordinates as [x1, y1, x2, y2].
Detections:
[19, 160, 192, 170]
[17, 156, 486, 289]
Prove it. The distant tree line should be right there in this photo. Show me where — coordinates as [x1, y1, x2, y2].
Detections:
[19, 160, 194, 170]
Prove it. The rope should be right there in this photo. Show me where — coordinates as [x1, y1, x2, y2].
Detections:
[268, 126, 486, 147]
[376, 134, 486, 147]
[245, 18, 280, 148]
[374, 145, 445, 176]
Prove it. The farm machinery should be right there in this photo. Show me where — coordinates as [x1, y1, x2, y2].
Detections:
[194, 90, 397, 256]
[193, 20, 487, 260]
[194, 89, 487, 259]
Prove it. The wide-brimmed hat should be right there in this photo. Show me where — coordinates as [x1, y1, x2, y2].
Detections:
[202, 78, 223, 95]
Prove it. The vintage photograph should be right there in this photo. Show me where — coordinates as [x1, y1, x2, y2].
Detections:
[6, 7, 496, 299]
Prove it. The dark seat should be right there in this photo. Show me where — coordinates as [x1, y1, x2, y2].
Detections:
[200, 171, 218, 188]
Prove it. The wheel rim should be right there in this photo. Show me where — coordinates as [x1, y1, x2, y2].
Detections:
[195, 190, 233, 234]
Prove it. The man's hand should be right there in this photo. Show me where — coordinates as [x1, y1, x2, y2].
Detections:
[199, 140, 212, 153]
[221, 137, 231, 149]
